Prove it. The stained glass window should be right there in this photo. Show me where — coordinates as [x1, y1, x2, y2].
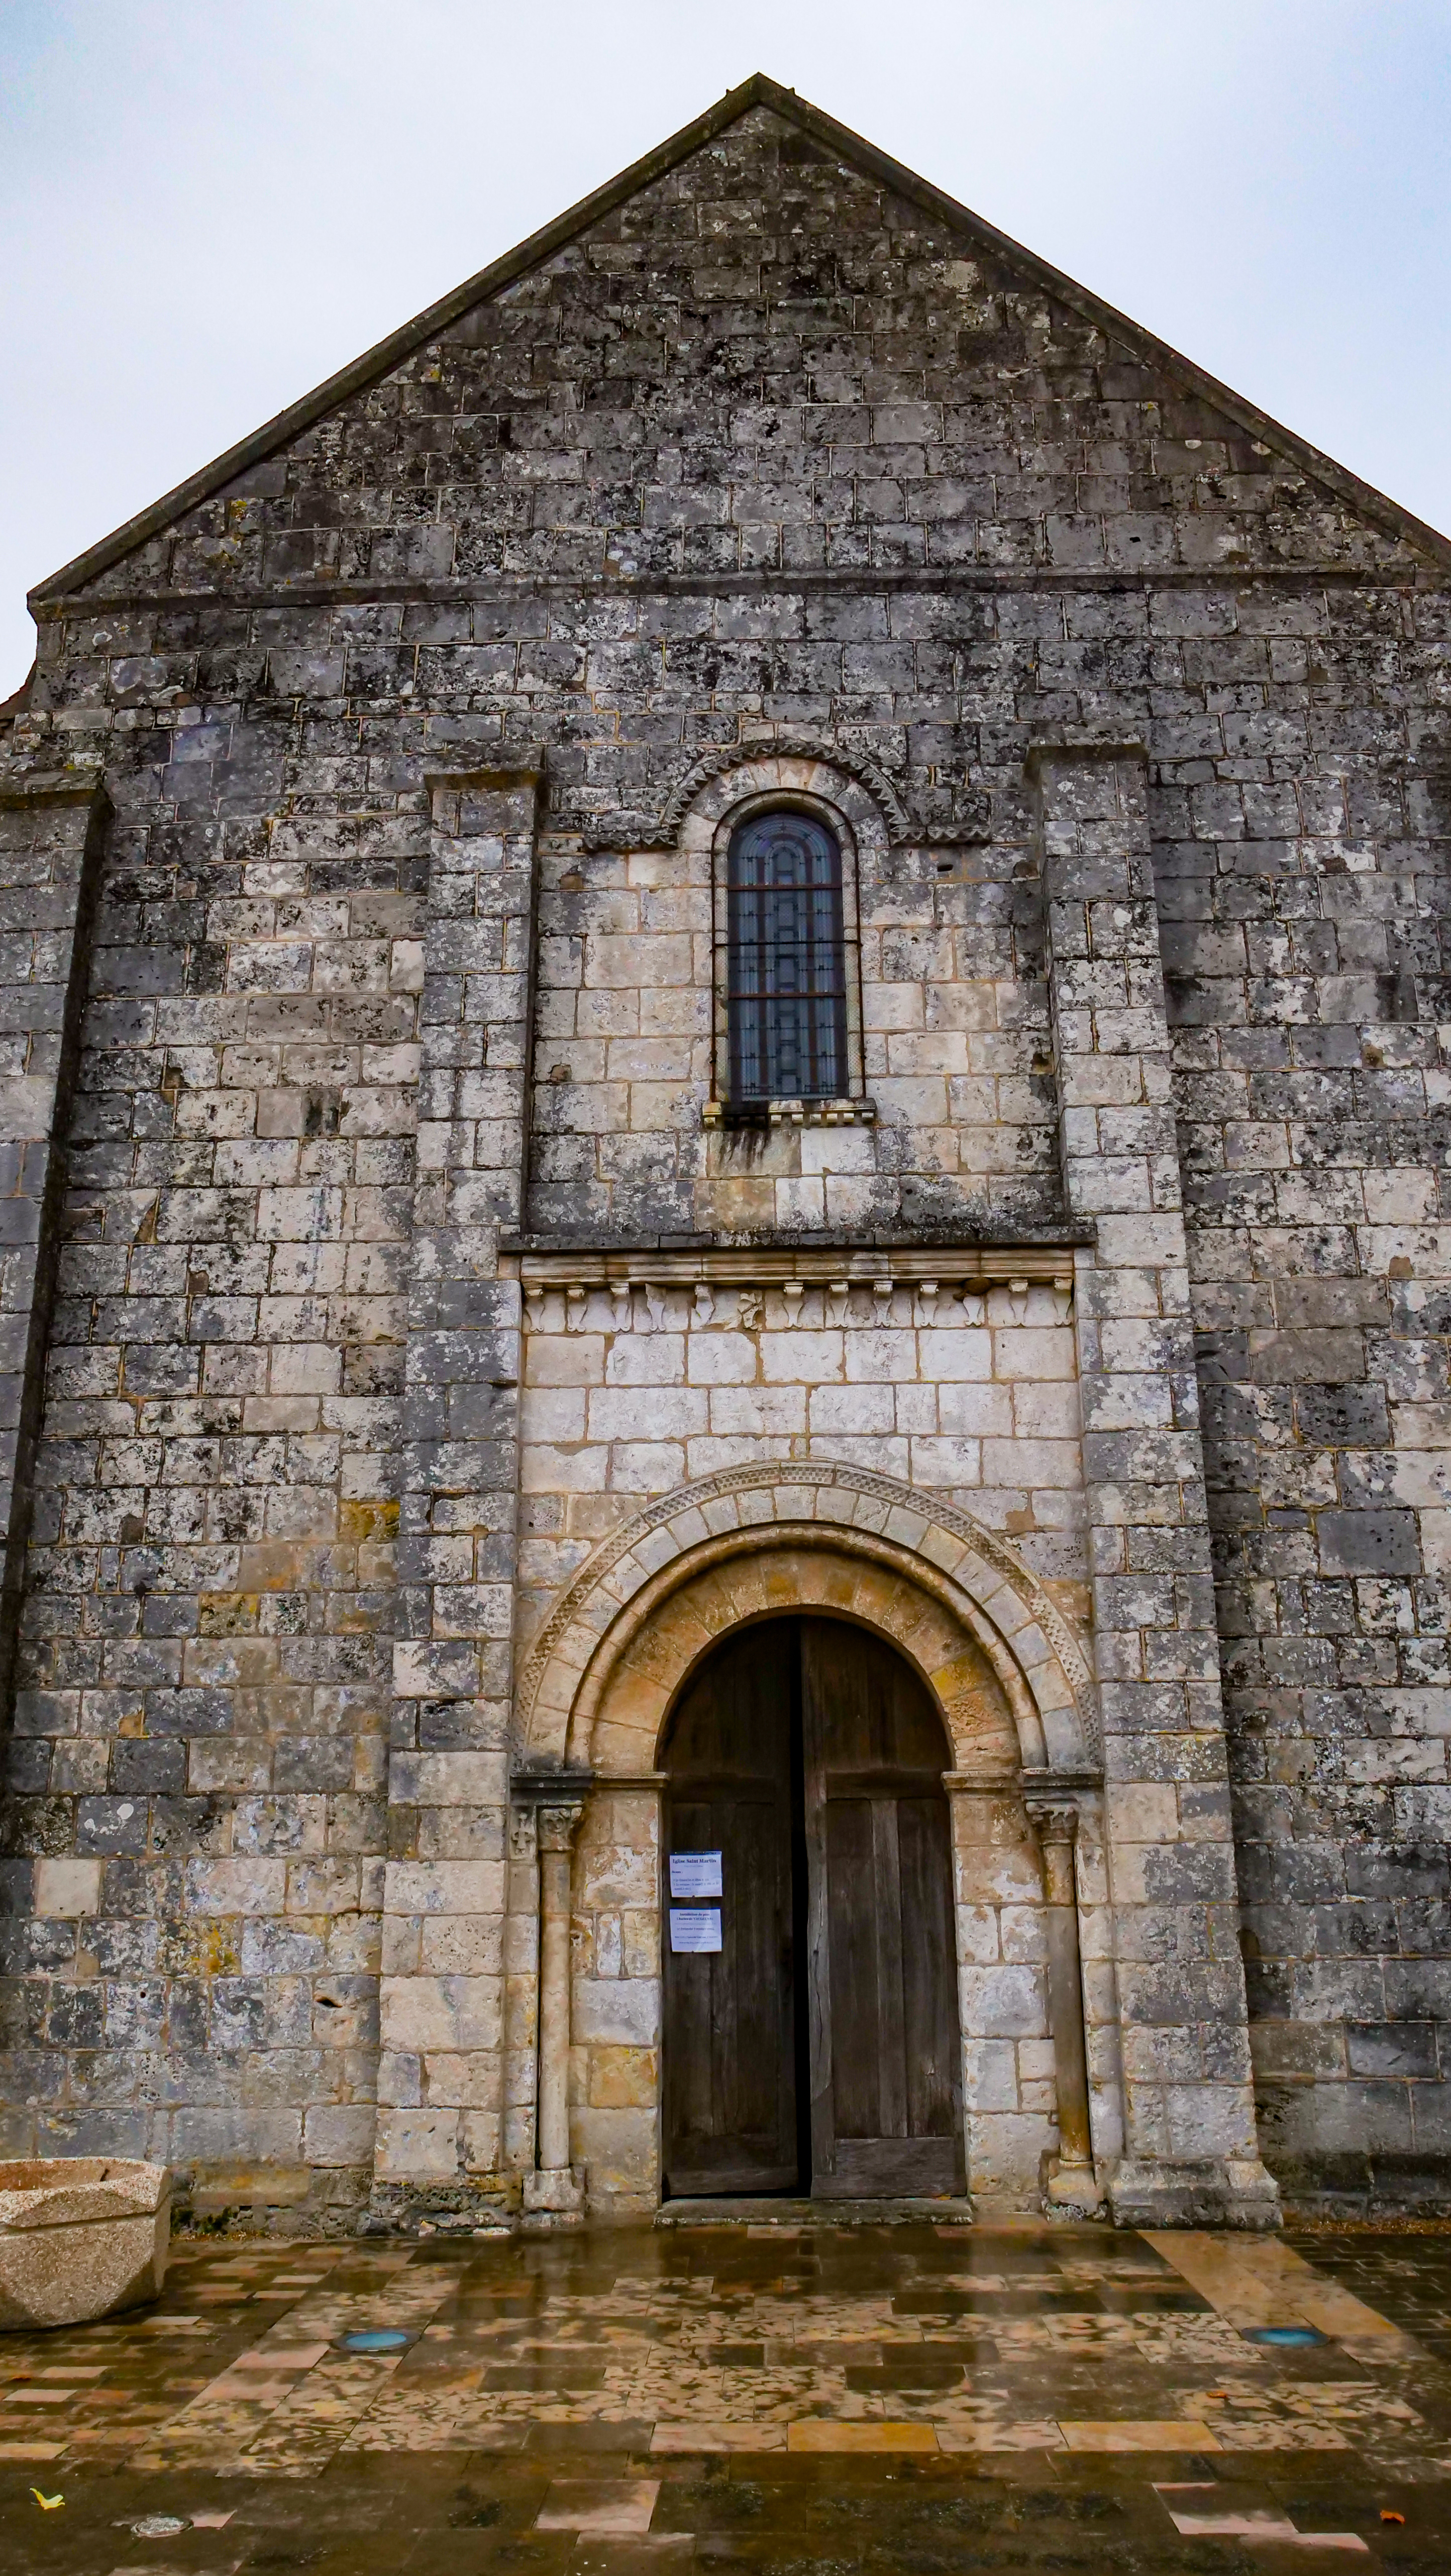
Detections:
[727, 809, 848, 1103]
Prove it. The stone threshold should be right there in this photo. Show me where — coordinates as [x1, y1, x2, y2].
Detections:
[655, 2197, 978, 2227]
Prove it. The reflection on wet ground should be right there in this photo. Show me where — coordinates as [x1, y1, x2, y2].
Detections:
[7, 2217, 1451, 2569]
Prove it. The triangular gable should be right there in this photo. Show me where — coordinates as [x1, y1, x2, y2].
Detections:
[30, 70, 1451, 601]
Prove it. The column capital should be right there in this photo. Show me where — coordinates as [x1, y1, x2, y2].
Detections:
[537, 1801, 585, 1855]
[1020, 1769, 1098, 1827]
[1024, 1795, 1082, 1846]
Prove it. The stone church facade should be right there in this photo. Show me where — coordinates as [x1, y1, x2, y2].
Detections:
[2, 76, 1449, 2232]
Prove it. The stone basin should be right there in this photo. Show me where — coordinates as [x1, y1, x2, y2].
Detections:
[0, 2158, 170, 2330]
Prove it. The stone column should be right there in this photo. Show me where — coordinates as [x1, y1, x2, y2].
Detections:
[374, 760, 542, 2222]
[0, 769, 108, 1718]
[1025, 1794, 1099, 2212]
[524, 1800, 585, 2219]
[502, 1803, 540, 2176]
[1031, 739, 1278, 2230]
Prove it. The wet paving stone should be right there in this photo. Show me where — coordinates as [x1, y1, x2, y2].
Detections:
[6, 2221, 1451, 2569]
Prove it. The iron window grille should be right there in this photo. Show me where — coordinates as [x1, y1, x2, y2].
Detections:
[726, 808, 849, 1104]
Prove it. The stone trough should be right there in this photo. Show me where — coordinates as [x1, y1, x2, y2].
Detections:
[0, 2159, 170, 2330]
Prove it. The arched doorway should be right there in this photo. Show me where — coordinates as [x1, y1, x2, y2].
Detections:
[660, 1614, 962, 2200]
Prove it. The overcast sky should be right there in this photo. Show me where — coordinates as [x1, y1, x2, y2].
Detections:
[4, 0, 1449, 695]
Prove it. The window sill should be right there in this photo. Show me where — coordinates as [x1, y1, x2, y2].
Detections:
[703, 1096, 877, 1129]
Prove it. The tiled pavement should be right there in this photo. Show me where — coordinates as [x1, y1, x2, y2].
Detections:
[7, 2220, 1451, 2571]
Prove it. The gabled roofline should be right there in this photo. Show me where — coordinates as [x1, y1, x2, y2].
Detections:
[30, 70, 1451, 604]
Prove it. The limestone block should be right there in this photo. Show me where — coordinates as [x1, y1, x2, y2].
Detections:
[373, 2109, 460, 2181]
[577, 1843, 656, 1910]
[573, 2105, 659, 2201]
[939, 1384, 1013, 1435]
[32, 1857, 101, 1917]
[387, 1750, 509, 1807]
[302, 2106, 377, 2167]
[958, 1963, 1050, 2040]
[967, 2108, 1056, 2199]
[588, 2046, 659, 2108]
[419, 1916, 505, 1976]
[612, 1441, 688, 1490]
[572, 1975, 660, 2046]
[423, 2053, 505, 2108]
[384, 1860, 504, 1917]
[379, 1973, 503, 2053]
[0, 2159, 170, 2331]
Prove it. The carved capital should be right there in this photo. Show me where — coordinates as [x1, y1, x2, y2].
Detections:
[537, 1801, 584, 1854]
[1025, 1795, 1081, 1847]
[1025, 1794, 1081, 1909]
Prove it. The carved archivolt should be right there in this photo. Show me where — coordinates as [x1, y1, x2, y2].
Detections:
[587, 1540, 1019, 1778]
[515, 1460, 1097, 1777]
[560, 729, 988, 852]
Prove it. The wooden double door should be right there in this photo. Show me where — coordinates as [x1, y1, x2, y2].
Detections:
[662, 1616, 963, 2199]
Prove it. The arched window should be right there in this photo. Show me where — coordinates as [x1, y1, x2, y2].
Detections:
[727, 808, 848, 1103]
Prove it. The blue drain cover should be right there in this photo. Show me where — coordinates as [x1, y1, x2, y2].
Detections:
[337, 2328, 412, 2353]
[1243, 2325, 1327, 2347]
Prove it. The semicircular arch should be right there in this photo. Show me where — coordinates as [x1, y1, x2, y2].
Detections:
[594, 1539, 1016, 1779]
[515, 1462, 1097, 1779]
[673, 740, 899, 862]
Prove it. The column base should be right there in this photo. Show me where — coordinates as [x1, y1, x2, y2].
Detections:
[522, 2166, 586, 2225]
[1042, 2154, 1105, 2218]
[1106, 2156, 1282, 2232]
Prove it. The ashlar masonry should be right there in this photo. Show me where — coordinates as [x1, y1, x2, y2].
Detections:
[2, 76, 1449, 2232]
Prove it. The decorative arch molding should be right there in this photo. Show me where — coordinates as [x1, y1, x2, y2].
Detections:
[515, 1461, 1098, 1777]
[584, 1537, 1021, 1779]
[574, 731, 918, 852]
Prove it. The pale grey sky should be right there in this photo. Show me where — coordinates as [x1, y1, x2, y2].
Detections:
[4, 0, 1449, 694]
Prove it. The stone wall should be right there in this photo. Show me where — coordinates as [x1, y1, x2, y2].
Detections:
[0, 82, 1448, 2216]
[2, 816, 421, 2208]
[516, 1264, 1083, 1629]
[531, 745, 1056, 1241]
[1161, 714, 1451, 2206]
[514, 1256, 1088, 2208]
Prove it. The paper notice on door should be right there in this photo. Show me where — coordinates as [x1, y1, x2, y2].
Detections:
[670, 1907, 722, 1953]
[669, 1851, 722, 1900]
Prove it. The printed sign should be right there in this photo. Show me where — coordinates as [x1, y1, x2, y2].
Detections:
[669, 1908, 722, 1954]
[669, 1850, 722, 1900]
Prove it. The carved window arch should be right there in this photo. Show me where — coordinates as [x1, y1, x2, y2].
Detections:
[711, 795, 867, 1119]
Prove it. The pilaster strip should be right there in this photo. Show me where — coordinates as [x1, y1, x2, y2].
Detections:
[0, 769, 108, 1715]
[374, 761, 541, 2202]
[1032, 739, 1278, 2226]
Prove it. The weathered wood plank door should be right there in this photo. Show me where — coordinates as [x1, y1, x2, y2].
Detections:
[662, 1623, 799, 2195]
[661, 1615, 961, 2199]
[801, 1619, 962, 2196]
